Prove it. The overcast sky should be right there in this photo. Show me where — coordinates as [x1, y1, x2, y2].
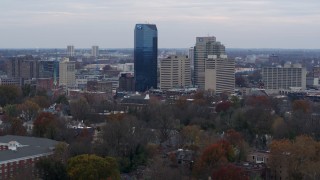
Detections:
[0, 0, 319, 49]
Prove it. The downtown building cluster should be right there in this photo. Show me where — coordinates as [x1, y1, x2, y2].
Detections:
[3, 23, 236, 96]
[134, 24, 235, 94]
[2, 23, 313, 98]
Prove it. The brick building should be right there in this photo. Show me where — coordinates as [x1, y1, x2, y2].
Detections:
[118, 73, 135, 92]
[36, 78, 56, 92]
[0, 135, 59, 179]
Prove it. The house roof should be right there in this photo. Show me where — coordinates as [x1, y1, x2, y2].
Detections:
[120, 95, 149, 105]
[0, 135, 59, 163]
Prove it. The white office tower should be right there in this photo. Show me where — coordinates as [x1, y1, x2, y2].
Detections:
[92, 46, 99, 57]
[59, 58, 76, 87]
[67, 45, 75, 57]
[262, 63, 307, 92]
[160, 55, 191, 90]
[205, 55, 235, 94]
[194, 36, 226, 89]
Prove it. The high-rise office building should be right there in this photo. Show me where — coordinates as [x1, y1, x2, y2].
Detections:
[205, 55, 235, 94]
[67, 45, 75, 57]
[92, 46, 99, 57]
[134, 24, 158, 92]
[193, 37, 225, 89]
[189, 47, 194, 70]
[160, 55, 191, 90]
[38, 60, 59, 78]
[189, 47, 195, 85]
[312, 66, 320, 78]
[262, 63, 307, 91]
[59, 58, 76, 87]
[7, 56, 40, 80]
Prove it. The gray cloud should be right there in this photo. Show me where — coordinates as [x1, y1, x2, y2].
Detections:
[0, 0, 319, 48]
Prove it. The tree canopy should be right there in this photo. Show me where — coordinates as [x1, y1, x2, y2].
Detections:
[67, 154, 120, 180]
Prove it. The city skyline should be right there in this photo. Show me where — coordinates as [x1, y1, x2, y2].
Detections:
[0, 0, 319, 49]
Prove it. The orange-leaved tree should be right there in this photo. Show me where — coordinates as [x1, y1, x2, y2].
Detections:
[193, 140, 235, 178]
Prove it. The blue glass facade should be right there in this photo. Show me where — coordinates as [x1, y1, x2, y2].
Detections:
[39, 60, 59, 78]
[134, 24, 158, 92]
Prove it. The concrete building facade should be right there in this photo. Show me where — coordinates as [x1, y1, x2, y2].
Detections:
[262, 63, 307, 92]
[59, 58, 76, 87]
[205, 55, 235, 94]
[92, 46, 99, 57]
[189, 47, 195, 85]
[193, 36, 226, 89]
[67, 45, 75, 57]
[160, 55, 191, 90]
[7, 56, 40, 80]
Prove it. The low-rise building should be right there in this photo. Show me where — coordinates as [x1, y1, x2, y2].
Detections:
[0, 78, 23, 86]
[120, 94, 150, 111]
[247, 150, 270, 164]
[0, 135, 59, 179]
[262, 63, 307, 94]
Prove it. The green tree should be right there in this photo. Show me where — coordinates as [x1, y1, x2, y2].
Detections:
[67, 154, 120, 180]
[54, 142, 69, 164]
[4, 104, 18, 118]
[55, 95, 69, 105]
[230, 96, 241, 109]
[21, 84, 36, 97]
[0, 85, 21, 106]
[30, 95, 50, 108]
[36, 158, 68, 180]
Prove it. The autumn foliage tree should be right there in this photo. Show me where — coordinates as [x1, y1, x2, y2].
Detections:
[192, 91, 206, 105]
[67, 154, 120, 180]
[0, 116, 26, 136]
[269, 135, 320, 180]
[18, 100, 40, 122]
[33, 112, 57, 139]
[180, 125, 201, 150]
[246, 96, 271, 109]
[212, 164, 248, 180]
[224, 129, 249, 161]
[215, 101, 232, 113]
[30, 96, 50, 109]
[292, 99, 311, 113]
[193, 140, 235, 178]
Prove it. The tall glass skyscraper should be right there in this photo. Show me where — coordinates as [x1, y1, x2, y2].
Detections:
[134, 24, 158, 92]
